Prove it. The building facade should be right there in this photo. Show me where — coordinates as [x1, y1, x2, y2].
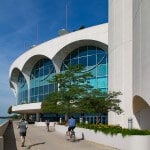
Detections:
[9, 0, 150, 129]
[9, 24, 108, 122]
[108, 0, 150, 129]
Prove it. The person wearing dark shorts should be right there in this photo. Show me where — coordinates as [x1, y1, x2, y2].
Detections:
[66, 116, 76, 137]
[17, 118, 28, 147]
[68, 126, 75, 132]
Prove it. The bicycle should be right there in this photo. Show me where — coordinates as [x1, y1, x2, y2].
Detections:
[70, 129, 75, 142]
[66, 129, 76, 142]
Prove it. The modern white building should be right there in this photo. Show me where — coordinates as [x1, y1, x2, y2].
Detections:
[108, 0, 150, 129]
[9, 23, 108, 122]
[9, 0, 150, 129]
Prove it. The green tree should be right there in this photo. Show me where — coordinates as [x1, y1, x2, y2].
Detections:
[41, 64, 93, 119]
[79, 89, 123, 123]
[41, 64, 123, 122]
[11, 114, 22, 120]
[7, 105, 12, 114]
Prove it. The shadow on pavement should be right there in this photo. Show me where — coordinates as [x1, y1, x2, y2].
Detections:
[67, 132, 85, 142]
[4, 122, 17, 150]
[27, 142, 45, 149]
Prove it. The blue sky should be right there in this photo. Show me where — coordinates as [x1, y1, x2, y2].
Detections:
[0, 0, 108, 116]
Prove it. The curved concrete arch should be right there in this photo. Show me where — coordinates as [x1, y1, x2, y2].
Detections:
[21, 55, 55, 101]
[10, 67, 21, 87]
[53, 39, 108, 72]
[133, 95, 150, 129]
[133, 95, 149, 114]
[10, 82, 17, 99]
[9, 23, 108, 77]
[10, 66, 30, 92]
[22, 54, 52, 76]
[9, 68, 22, 97]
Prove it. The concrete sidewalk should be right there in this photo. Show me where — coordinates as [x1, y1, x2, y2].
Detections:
[4, 121, 118, 150]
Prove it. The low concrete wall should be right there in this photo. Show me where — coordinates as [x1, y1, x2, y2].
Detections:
[35, 121, 57, 126]
[55, 125, 150, 150]
[0, 120, 9, 150]
[35, 121, 57, 132]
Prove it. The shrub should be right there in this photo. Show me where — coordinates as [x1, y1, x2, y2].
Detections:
[77, 123, 150, 136]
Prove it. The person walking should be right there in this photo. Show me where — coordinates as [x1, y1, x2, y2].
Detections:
[17, 118, 28, 147]
[45, 120, 50, 132]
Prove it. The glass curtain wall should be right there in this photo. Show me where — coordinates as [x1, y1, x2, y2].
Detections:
[30, 58, 56, 103]
[61, 46, 108, 91]
[61, 45, 108, 123]
[17, 73, 28, 104]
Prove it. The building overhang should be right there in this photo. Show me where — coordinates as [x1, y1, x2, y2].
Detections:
[12, 102, 42, 114]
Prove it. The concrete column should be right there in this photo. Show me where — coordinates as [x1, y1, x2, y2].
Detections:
[36, 113, 40, 122]
[108, 0, 133, 128]
[23, 114, 28, 120]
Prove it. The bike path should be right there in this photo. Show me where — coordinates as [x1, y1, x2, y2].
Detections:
[5, 121, 118, 150]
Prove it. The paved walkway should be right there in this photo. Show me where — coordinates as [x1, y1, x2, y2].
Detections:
[4, 121, 118, 150]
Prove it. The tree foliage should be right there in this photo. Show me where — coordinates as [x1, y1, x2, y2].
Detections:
[79, 89, 123, 115]
[41, 64, 123, 119]
[41, 64, 93, 116]
[7, 105, 12, 114]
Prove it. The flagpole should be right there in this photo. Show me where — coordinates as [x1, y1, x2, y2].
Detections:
[66, 0, 68, 30]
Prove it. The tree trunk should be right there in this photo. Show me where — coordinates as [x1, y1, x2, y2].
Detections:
[65, 113, 68, 121]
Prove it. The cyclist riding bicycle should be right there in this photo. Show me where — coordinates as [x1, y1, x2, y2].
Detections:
[66, 116, 76, 138]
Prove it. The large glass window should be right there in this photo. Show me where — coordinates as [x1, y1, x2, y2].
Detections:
[17, 73, 28, 104]
[61, 46, 108, 91]
[30, 58, 56, 103]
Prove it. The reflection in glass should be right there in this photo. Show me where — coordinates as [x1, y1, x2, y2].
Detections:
[17, 72, 28, 104]
[61, 46, 108, 91]
[30, 58, 56, 103]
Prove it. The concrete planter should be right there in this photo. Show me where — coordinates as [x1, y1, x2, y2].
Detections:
[55, 125, 150, 150]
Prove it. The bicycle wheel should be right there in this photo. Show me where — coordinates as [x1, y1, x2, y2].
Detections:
[70, 132, 75, 142]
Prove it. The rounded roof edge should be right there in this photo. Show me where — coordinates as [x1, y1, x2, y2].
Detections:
[9, 23, 108, 78]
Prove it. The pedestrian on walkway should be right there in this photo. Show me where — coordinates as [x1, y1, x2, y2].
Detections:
[45, 120, 50, 132]
[17, 118, 28, 147]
